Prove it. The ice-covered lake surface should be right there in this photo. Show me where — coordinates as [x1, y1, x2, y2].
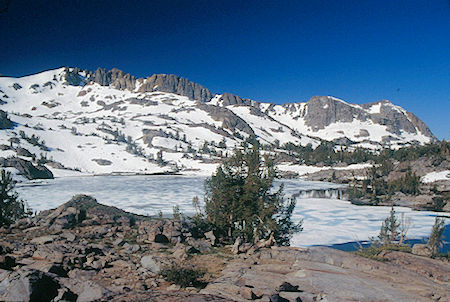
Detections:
[17, 175, 449, 248]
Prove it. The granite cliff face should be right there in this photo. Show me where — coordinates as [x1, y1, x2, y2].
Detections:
[138, 74, 213, 103]
[92, 68, 137, 91]
[302, 96, 368, 131]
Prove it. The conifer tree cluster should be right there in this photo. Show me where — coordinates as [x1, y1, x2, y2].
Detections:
[204, 141, 302, 246]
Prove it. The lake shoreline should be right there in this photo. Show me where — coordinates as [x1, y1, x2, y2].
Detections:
[15, 175, 447, 249]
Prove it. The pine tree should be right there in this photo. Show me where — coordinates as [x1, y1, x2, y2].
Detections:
[377, 207, 400, 245]
[378, 220, 390, 245]
[0, 170, 31, 227]
[204, 142, 302, 245]
[387, 207, 400, 243]
[428, 217, 445, 256]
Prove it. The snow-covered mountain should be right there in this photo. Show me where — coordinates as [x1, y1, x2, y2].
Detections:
[0, 67, 436, 178]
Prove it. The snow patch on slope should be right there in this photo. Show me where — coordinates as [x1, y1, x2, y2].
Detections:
[422, 170, 450, 183]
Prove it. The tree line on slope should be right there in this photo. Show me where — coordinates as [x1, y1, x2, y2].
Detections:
[281, 140, 449, 167]
[347, 165, 423, 205]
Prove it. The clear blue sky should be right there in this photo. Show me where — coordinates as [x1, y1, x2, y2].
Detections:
[1, 0, 449, 139]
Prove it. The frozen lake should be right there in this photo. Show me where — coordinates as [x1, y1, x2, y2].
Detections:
[17, 175, 448, 248]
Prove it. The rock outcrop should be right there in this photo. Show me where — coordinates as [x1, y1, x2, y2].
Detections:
[0, 110, 14, 129]
[1, 195, 449, 301]
[202, 246, 450, 302]
[218, 93, 253, 106]
[64, 67, 86, 86]
[138, 74, 213, 102]
[301, 97, 437, 142]
[90, 68, 137, 91]
[303, 96, 368, 131]
[0, 157, 53, 180]
[196, 103, 255, 136]
[0, 195, 224, 301]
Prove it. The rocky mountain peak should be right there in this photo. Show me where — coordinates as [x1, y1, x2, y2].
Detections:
[63, 67, 136, 90]
[300, 96, 437, 142]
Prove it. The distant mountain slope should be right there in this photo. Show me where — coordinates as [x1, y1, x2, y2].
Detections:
[0, 67, 436, 176]
[259, 96, 435, 148]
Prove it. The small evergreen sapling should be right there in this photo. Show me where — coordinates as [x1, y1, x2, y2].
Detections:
[0, 170, 31, 227]
[377, 207, 400, 245]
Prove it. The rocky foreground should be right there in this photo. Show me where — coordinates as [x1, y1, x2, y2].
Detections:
[0, 195, 449, 302]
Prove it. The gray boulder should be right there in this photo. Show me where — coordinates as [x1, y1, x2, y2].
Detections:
[30, 235, 56, 245]
[411, 244, 432, 257]
[204, 230, 216, 245]
[140, 255, 161, 273]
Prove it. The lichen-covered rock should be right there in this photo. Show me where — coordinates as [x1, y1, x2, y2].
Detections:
[202, 246, 450, 301]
